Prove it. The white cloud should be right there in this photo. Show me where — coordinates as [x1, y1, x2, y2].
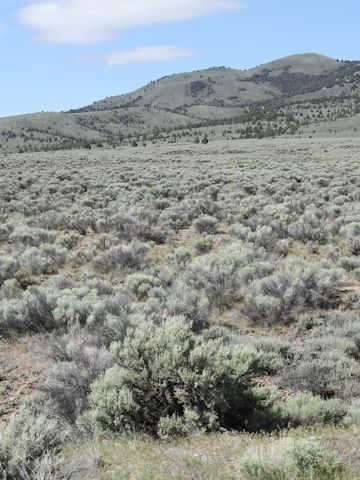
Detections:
[78, 46, 198, 66]
[17, 0, 245, 44]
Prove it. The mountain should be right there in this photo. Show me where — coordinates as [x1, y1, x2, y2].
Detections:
[72, 54, 343, 115]
[1, 53, 360, 153]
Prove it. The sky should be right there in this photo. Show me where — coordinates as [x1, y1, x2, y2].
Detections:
[1, 0, 360, 117]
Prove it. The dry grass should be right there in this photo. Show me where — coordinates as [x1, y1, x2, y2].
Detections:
[63, 424, 360, 479]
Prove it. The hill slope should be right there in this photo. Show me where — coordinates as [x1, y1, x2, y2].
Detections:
[1, 53, 360, 153]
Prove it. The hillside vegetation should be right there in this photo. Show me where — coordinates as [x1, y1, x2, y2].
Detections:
[1, 53, 360, 153]
[0, 137, 360, 478]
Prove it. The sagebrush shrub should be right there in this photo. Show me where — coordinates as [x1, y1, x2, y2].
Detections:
[0, 396, 62, 479]
[9, 225, 56, 247]
[194, 236, 214, 254]
[311, 312, 360, 359]
[288, 212, 329, 244]
[284, 393, 346, 427]
[291, 441, 345, 479]
[0, 288, 57, 335]
[282, 350, 360, 399]
[163, 282, 210, 331]
[240, 456, 287, 480]
[87, 291, 135, 344]
[40, 340, 114, 424]
[173, 247, 192, 269]
[92, 241, 150, 273]
[240, 440, 344, 480]
[252, 336, 292, 374]
[244, 257, 342, 324]
[126, 272, 158, 299]
[189, 254, 242, 307]
[19, 244, 66, 275]
[193, 215, 218, 234]
[88, 316, 270, 437]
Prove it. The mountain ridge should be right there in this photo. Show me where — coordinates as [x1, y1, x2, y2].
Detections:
[1, 53, 360, 153]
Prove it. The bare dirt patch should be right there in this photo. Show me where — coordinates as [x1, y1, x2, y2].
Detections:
[0, 336, 47, 429]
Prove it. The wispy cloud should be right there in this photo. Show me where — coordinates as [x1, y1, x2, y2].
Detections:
[77, 46, 198, 66]
[17, 0, 246, 45]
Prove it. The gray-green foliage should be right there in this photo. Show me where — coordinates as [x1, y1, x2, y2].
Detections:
[88, 316, 269, 437]
[126, 272, 158, 299]
[240, 440, 345, 480]
[283, 393, 346, 427]
[194, 235, 214, 254]
[0, 396, 62, 479]
[193, 215, 218, 234]
[92, 241, 150, 273]
[40, 339, 114, 424]
[244, 257, 342, 324]
[291, 440, 345, 479]
[240, 457, 287, 480]
[1, 140, 360, 470]
[282, 349, 360, 399]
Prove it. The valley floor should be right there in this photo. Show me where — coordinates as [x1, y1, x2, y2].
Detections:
[1, 137, 360, 479]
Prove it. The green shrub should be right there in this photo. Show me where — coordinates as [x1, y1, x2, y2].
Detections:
[56, 232, 82, 250]
[353, 268, 360, 281]
[0, 396, 61, 478]
[162, 282, 210, 331]
[14, 265, 34, 288]
[284, 393, 346, 427]
[240, 457, 287, 480]
[40, 341, 114, 423]
[173, 247, 191, 269]
[126, 273, 158, 299]
[92, 241, 150, 273]
[193, 215, 218, 234]
[291, 441, 345, 479]
[194, 236, 214, 254]
[88, 316, 270, 437]
[244, 257, 342, 324]
[252, 336, 292, 374]
[283, 350, 360, 399]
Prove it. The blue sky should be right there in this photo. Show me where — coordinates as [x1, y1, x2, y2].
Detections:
[1, 0, 360, 117]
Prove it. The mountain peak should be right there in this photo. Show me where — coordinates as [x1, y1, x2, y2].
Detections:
[251, 52, 340, 76]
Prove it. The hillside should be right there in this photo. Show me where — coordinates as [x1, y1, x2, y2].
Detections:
[1, 53, 360, 153]
[74, 53, 342, 112]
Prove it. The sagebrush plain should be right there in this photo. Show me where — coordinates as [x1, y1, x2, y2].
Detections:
[0, 136, 359, 479]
